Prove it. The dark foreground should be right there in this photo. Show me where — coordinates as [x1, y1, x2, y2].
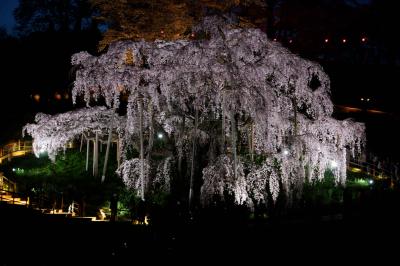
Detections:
[1, 193, 400, 265]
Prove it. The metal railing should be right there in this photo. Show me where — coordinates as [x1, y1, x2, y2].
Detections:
[0, 189, 29, 206]
[0, 140, 33, 164]
[348, 160, 393, 179]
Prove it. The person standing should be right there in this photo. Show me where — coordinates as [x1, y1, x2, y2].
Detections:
[110, 193, 118, 222]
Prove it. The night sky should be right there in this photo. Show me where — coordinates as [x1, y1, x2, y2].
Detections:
[0, 0, 18, 33]
[0, 0, 373, 34]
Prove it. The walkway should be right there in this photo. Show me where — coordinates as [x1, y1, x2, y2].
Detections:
[0, 140, 32, 164]
[0, 189, 28, 206]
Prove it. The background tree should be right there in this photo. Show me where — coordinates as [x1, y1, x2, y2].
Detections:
[90, 0, 268, 50]
[0, 0, 101, 145]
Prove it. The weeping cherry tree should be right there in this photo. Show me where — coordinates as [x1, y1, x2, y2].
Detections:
[24, 16, 365, 208]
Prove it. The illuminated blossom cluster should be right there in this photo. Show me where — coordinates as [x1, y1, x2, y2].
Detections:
[153, 156, 174, 193]
[201, 155, 247, 205]
[117, 158, 150, 193]
[23, 106, 125, 161]
[25, 16, 365, 206]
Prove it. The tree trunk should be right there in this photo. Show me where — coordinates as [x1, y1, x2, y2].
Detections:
[189, 109, 198, 211]
[102, 129, 112, 183]
[147, 102, 154, 162]
[60, 193, 64, 211]
[221, 95, 226, 153]
[81, 198, 86, 217]
[230, 111, 237, 181]
[117, 136, 121, 168]
[85, 138, 90, 171]
[80, 134, 84, 152]
[249, 122, 254, 162]
[93, 132, 99, 177]
[139, 99, 145, 201]
[178, 116, 185, 176]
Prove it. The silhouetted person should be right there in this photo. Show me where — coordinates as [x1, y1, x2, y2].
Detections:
[110, 193, 118, 222]
[137, 199, 146, 224]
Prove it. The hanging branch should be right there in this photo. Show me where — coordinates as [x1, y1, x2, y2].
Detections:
[139, 97, 145, 201]
[85, 137, 90, 171]
[221, 93, 226, 153]
[80, 133, 84, 152]
[189, 108, 198, 210]
[146, 101, 154, 162]
[230, 110, 237, 181]
[93, 131, 99, 177]
[101, 128, 113, 183]
[23, 106, 124, 161]
[178, 116, 185, 176]
[249, 122, 254, 162]
[292, 97, 298, 137]
[117, 136, 121, 168]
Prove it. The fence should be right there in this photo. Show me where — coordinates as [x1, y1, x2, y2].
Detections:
[349, 160, 393, 180]
[0, 140, 33, 164]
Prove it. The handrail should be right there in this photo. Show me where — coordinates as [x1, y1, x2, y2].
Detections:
[0, 140, 33, 164]
[349, 160, 392, 179]
[0, 188, 29, 206]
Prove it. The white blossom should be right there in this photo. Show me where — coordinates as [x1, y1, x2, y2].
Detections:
[23, 106, 125, 161]
[117, 158, 150, 195]
[201, 155, 248, 205]
[153, 156, 174, 193]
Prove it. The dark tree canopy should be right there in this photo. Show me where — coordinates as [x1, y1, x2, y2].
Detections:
[90, 0, 268, 50]
[14, 0, 94, 35]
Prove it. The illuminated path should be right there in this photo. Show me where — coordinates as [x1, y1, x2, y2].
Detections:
[0, 141, 32, 205]
[0, 190, 28, 206]
[0, 140, 32, 165]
